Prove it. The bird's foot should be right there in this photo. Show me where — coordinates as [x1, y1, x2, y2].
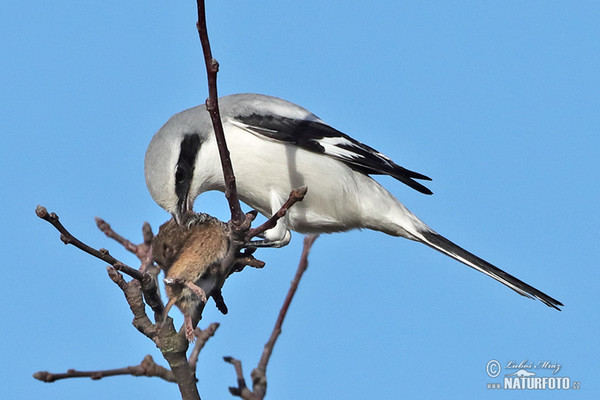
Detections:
[246, 229, 292, 248]
[184, 212, 214, 228]
[245, 238, 288, 248]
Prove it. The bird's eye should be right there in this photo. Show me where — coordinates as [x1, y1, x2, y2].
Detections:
[175, 166, 187, 184]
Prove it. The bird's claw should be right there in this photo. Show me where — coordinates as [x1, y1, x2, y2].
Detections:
[245, 238, 288, 248]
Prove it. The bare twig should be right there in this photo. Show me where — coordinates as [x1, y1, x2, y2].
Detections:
[33, 355, 175, 383]
[256, 235, 318, 368]
[95, 217, 154, 270]
[36, 206, 144, 281]
[107, 250, 203, 400]
[195, 3, 305, 245]
[226, 235, 319, 399]
[140, 268, 165, 320]
[195, 0, 244, 227]
[96, 217, 139, 254]
[36, 206, 214, 399]
[235, 255, 266, 270]
[223, 357, 257, 400]
[37, 206, 165, 316]
[96, 217, 163, 314]
[107, 267, 158, 342]
[252, 235, 318, 397]
[189, 323, 220, 370]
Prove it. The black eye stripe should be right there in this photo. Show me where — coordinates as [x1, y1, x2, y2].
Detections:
[175, 133, 201, 207]
[178, 134, 201, 169]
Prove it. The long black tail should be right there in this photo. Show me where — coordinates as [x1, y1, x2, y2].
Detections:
[417, 229, 563, 310]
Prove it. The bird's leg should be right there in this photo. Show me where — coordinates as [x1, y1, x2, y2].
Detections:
[246, 192, 293, 247]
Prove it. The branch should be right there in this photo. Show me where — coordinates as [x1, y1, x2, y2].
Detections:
[195, 0, 244, 227]
[95, 217, 164, 317]
[188, 323, 220, 370]
[33, 355, 175, 383]
[226, 235, 319, 399]
[158, 317, 201, 400]
[95, 217, 154, 271]
[255, 235, 318, 370]
[107, 267, 158, 341]
[36, 206, 144, 281]
[37, 206, 229, 400]
[223, 357, 257, 400]
[37, 206, 165, 316]
[109, 259, 219, 400]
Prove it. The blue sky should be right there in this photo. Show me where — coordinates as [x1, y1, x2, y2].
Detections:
[2, 1, 598, 399]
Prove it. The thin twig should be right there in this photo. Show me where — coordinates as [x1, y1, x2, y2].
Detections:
[256, 235, 318, 369]
[107, 267, 158, 342]
[96, 217, 163, 315]
[195, 0, 244, 227]
[223, 357, 257, 400]
[37, 206, 164, 316]
[95, 217, 154, 269]
[189, 323, 220, 370]
[95, 217, 139, 254]
[252, 235, 318, 397]
[226, 235, 319, 399]
[33, 355, 175, 383]
[36, 206, 212, 396]
[36, 206, 144, 281]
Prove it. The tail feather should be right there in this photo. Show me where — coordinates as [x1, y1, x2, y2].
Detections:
[417, 229, 563, 310]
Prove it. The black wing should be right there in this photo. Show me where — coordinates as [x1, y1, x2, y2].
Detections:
[233, 113, 433, 195]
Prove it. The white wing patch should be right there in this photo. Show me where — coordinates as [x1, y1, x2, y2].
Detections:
[316, 136, 364, 160]
[231, 119, 396, 167]
[316, 136, 397, 167]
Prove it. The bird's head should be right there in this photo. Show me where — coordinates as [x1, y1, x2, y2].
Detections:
[145, 106, 211, 225]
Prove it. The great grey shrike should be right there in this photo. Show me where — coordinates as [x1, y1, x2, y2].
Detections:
[144, 93, 562, 310]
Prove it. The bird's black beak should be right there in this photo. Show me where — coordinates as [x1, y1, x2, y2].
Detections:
[173, 133, 202, 225]
[173, 211, 184, 226]
[174, 192, 191, 225]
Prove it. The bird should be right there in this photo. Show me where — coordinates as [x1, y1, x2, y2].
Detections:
[152, 213, 230, 340]
[145, 93, 562, 310]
